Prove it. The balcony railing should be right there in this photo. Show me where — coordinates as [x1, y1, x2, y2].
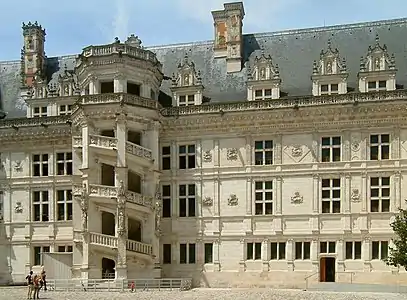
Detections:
[89, 232, 118, 248]
[89, 134, 117, 149]
[89, 184, 118, 198]
[125, 191, 153, 208]
[126, 141, 152, 160]
[78, 93, 161, 110]
[126, 239, 153, 256]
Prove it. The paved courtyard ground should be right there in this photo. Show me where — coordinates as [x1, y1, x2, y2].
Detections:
[1, 287, 407, 300]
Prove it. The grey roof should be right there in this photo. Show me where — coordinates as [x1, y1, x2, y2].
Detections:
[2, 18, 407, 118]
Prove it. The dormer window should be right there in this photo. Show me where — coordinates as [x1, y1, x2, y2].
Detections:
[311, 40, 348, 96]
[358, 34, 397, 93]
[179, 95, 195, 106]
[59, 105, 73, 115]
[33, 106, 47, 117]
[170, 54, 204, 107]
[247, 50, 281, 101]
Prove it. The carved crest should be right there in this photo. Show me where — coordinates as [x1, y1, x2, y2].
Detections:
[291, 145, 303, 157]
[228, 194, 238, 206]
[15, 202, 23, 213]
[202, 196, 213, 207]
[203, 150, 212, 163]
[227, 148, 239, 161]
[291, 192, 303, 204]
[14, 161, 23, 172]
[171, 53, 202, 88]
[351, 189, 360, 202]
[360, 34, 396, 73]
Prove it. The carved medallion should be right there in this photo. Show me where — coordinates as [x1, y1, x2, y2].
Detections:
[284, 145, 310, 163]
[228, 194, 238, 206]
[203, 151, 212, 163]
[291, 192, 303, 204]
[351, 141, 360, 152]
[202, 197, 213, 207]
[351, 189, 360, 202]
[14, 161, 23, 173]
[15, 202, 23, 213]
[291, 145, 303, 157]
[227, 148, 238, 161]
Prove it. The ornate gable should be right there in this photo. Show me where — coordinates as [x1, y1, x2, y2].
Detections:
[247, 49, 281, 101]
[58, 64, 79, 96]
[170, 54, 204, 106]
[358, 34, 397, 92]
[311, 40, 348, 96]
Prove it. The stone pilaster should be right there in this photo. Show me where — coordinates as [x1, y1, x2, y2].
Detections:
[393, 171, 401, 210]
[312, 174, 319, 214]
[276, 176, 282, 214]
[261, 239, 269, 271]
[213, 239, 220, 271]
[311, 237, 319, 272]
[286, 239, 294, 271]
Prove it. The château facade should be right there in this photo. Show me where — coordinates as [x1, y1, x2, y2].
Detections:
[1, 1, 407, 288]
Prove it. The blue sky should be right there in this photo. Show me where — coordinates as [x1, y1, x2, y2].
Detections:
[0, 0, 406, 61]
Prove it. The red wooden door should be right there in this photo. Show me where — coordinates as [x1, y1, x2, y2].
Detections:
[319, 258, 326, 282]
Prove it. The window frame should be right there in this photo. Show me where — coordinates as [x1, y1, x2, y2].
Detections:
[321, 178, 341, 214]
[163, 244, 172, 264]
[161, 185, 171, 218]
[321, 136, 341, 162]
[33, 246, 50, 266]
[161, 145, 171, 170]
[371, 241, 389, 260]
[56, 189, 73, 221]
[33, 106, 47, 117]
[246, 242, 262, 261]
[204, 243, 213, 264]
[345, 241, 362, 260]
[254, 140, 273, 165]
[58, 104, 73, 115]
[32, 190, 49, 222]
[178, 184, 196, 217]
[254, 180, 273, 215]
[57, 245, 73, 252]
[178, 95, 195, 106]
[56, 152, 73, 176]
[319, 241, 336, 254]
[270, 242, 286, 260]
[369, 134, 390, 160]
[295, 241, 311, 260]
[320, 83, 339, 95]
[369, 176, 390, 213]
[254, 88, 272, 100]
[179, 243, 196, 264]
[178, 144, 196, 169]
[32, 153, 49, 177]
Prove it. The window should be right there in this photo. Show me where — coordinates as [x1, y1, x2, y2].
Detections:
[372, 241, 388, 260]
[179, 184, 195, 217]
[162, 185, 171, 218]
[57, 245, 73, 252]
[254, 140, 273, 165]
[100, 81, 114, 93]
[345, 241, 362, 260]
[320, 83, 339, 95]
[370, 177, 390, 212]
[56, 152, 72, 175]
[57, 190, 72, 221]
[33, 246, 50, 265]
[321, 178, 341, 213]
[246, 242, 262, 260]
[254, 89, 272, 100]
[161, 146, 171, 170]
[321, 136, 341, 162]
[163, 244, 172, 264]
[32, 154, 49, 177]
[33, 191, 49, 222]
[254, 181, 273, 215]
[270, 242, 286, 260]
[368, 80, 387, 91]
[204, 243, 213, 263]
[180, 243, 196, 264]
[370, 134, 389, 160]
[33, 106, 47, 117]
[320, 241, 336, 254]
[295, 242, 310, 260]
[179, 145, 195, 169]
[127, 82, 141, 96]
[59, 105, 73, 115]
[179, 95, 195, 106]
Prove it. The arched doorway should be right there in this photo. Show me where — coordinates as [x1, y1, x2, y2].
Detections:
[128, 218, 142, 241]
[102, 257, 115, 279]
[101, 212, 115, 236]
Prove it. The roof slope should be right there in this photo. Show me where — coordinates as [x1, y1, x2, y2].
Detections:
[1, 18, 407, 118]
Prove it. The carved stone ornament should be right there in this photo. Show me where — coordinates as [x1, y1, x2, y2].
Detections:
[290, 192, 303, 204]
[15, 202, 23, 213]
[291, 145, 303, 157]
[203, 151, 212, 163]
[154, 201, 162, 235]
[14, 161, 23, 173]
[227, 148, 239, 161]
[117, 180, 125, 198]
[351, 141, 360, 152]
[202, 196, 213, 207]
[228, 194, 238, 206]
[81, 183, 89, 232]
[351, 189, 361, 202]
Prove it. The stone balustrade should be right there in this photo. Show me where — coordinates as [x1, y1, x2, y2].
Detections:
[126, 239, 153, 256]
[89, 134, 118, 149]
[89, 184, 118, 198]
[125, 141, 152, 160]
[89, 232, 118, 248]
[125, 191, 153, 208]
[78, 93, 160, 110]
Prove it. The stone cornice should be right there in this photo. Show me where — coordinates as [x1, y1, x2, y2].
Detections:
[0, 115, 71, 129]
[160, 89, 407, 117]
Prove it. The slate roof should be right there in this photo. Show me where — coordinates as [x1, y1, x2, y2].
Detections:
[1, 17, 407, 118]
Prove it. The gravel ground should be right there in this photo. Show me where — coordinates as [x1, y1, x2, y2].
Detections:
[1, 287, 407, 300]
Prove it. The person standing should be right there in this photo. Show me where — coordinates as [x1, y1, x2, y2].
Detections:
[25, 270, 33, 300]
[40, 268, 47, 291]
[32, 274, 42, 300]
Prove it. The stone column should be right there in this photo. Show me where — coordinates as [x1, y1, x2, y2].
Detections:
[311, 237, 319, 272]
[245, 178, 252, 215]
[276, 176, 283, 214]
[261, 239, 269, 271]
[115, 114, 128, 280]
[344, 173, 351, 213]
[312, 174, 319, 214]
[393, 171, 401, 211]
[286, 239, 294, 271]
[361, 172, 367, 212]
[337, 239, 345, 272]
[114, 73, 126, 93]
[362, 236, 371, 272]
[213, 239, 220, 271]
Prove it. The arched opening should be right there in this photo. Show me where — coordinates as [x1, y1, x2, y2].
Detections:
[127, 130, 141, 145]
[128, 171, 141, 193]
[128, 218, 142, 242]
[101, 212, 115, 236]
[102, 257, 115, 279]
[101, 163, 115, 186]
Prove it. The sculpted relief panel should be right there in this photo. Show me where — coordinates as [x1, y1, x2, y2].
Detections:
[282, 134, 313, 164]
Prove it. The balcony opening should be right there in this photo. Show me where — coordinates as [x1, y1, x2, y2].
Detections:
[101, 163, 115, 186]
[102, 257, 115, 279]
[101, 129, 115, 137]
[128, 171, 141, 194]
[128, 130, 141, 145]
[101, 81, 114, 94]
[128, 218, 142, 242]
[127, 82, 140, 96]
[101, 212, 115, 236]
